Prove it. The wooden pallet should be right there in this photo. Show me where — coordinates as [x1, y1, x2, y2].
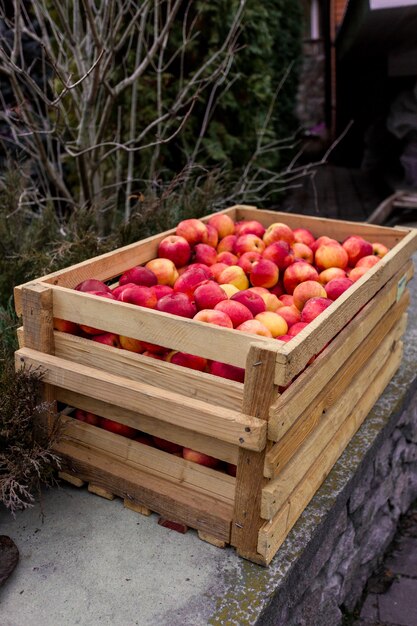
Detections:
[14, 205, 417, 565]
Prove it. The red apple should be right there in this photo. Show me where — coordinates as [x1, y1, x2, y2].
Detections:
[100, 417, 137, 439]
[283, 261, 319, 294]
[156, 292, 197, 318]
[209, 361, 245, 383]
[250, 259, 279, 289]
[325, 277, 354, 300]
[263, 241, 294, 270]
[311, 235, 338, 254]
[119, 266, 158, 287]
[174, 267, 212, 298]
[202, 224, 219, 248]
[175, 218, 208, 245]
[237, 251, 262, 274]
[217, 234, 237, 254]
[75, 279, 112, 294]
[145, 258, 179, 286]
[166, 351, 208, 372]
[263, 222, 295, 246]
[293, 280, 327, 311]
[112, 282, 136, 299]
[288, 321, 309, 337]
[236, 319, 273, 337]
[231, 289, 266, 316]
[193, 309, 234, 328]
[342, 236, 373, 266]
[193, 282, 228, 310]
[210, 262, 229, 281]
[150, 284, 174, 300]
[315, 242, 349, 271]
[276, 305, 301, 328]
[291, 242, 314, 264]
[300, 297, 333, 323]
[355, 255, 380, 269]
[279, 294, 294, 306]
[214, 300, 253, 328]
[216, 251, 239, 266]
[92, 332, 121, 348]
[208, 213, 235, 239]
[234, 220, 265, 238]
[53, 318, 79, 334]
[74, 409, 101, 426]
[348, 266, 368, 282]
[193, 243, 217, 266]
[153, 436, 183, 454]
[158, 235, 192, 267]
[372, 242, 389, 258]
[235, 234, 266, 256]
[293, 227, 315, 247]
[120, 285, 158, 308]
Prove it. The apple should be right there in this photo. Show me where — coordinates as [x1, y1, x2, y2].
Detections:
[263, 222, 295, 246]
[372, 242, 389, 258]
[254, 311, 288, 337]
[217, 265, 249, 290]
[288, 321, 309, 337]
[234, 220, 265, 238]
[355, 255, 380, 269]
[237, 251, 262, 274]
[119, 335, 145, 353]
[157, 235, 191, 267]
[193, 243, 218, 266]
[348, 266, 368, 282]
[293, 227, 315, 247]
[156, 292, 197, 318]
[100, 417, 137, 439]
[208, 213, 235, 239]
[153, 436, 183, 454]
[119, 266, 158, 287]
[193, 282, 228, 310]
[174, 267, 211, 297]
[193, 309, 234, 328]
[182, 447, 220, 468]
[142, 350, 167, 360]
[276, 334, 293, 343]
[269, 282, 285, 298]
[315, 242, 349, 271]
[145, 258, 179, 286]
[226, 463, 237, 477]
[291, 242, 314, 264]
[150, 284, 174, 300]
[209, 361, 245, 383]
[112, 282, 136, 299]
[202, 224, 219, 248]
[318, 267, 347, 285]
[217, 234, 237, 254]
[75, 279, 112, 294]
[249, 259, 279, 289]
[235, 234, 266, 256]
[74, 409, 101, 426]
[263, 241, 293, 270]
[342, 235, 373, 266]
[214, 300, 253, 328]
[92, 332, 121, 348]
[220, 283, 240, 298]
[231, 289, 266, 316]
[186, 263, 214, 279]
[300, 297, 333, 323]
[134, 433, 154, 446]
[53, 318, 79, 334]
[275, 305, 301, 328]
[279, 294, 294, 306]
[311, 235, 338, 254]
[120, 285, 158, 308]
[236, 319, 273, 337]
[283, 261, 319, 294]
[325, 277, 354, 300]
[210, 262, 229, 281]
[292, 280, 327, 311]
[250, 288, 282, 312]
[175, 218, 208, 245]
[166, 351, 207, 372]
[216, 251, 239, 266]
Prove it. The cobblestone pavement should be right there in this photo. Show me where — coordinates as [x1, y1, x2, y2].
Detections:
[353, 500, 417, 626]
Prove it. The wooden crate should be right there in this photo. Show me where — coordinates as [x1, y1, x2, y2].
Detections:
[14, 206, 417, 565]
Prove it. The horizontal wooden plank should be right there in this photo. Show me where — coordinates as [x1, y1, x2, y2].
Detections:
[52, 331, 244, 411]
[16, 348, 266, 451]
[265, 309, 407, 478]
[13, 206, 238, 315]
[261, 327, 403, 520]
[55, 439, 233, 542]
[61, 416, 235, 504]
[257, 341, 403, 563]
[268, 267, 412, 440]
[273, 247, 416, 385]
[48, 285, 279, 369]
[235, 206, 411, 246]
[57, 388, 239, 465]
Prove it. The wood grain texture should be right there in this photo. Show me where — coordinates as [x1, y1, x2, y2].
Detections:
[262, 328, 403, 520]
[268, 277, 411, 441]
[265, 311, 407, 479]
[15, 348, 266, 451]
[56, 439, 233, 541]
[257, 342, 403, 564]
[231, 344, 277, 562]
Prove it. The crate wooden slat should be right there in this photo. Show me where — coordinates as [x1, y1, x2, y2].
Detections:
[14, 206, 417, 566]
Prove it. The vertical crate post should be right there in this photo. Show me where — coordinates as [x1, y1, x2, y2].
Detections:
[231, 343, 279, 564]
[20, 283, 56, 432]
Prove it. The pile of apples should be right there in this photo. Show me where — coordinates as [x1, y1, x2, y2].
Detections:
[59, 213, 388, 466]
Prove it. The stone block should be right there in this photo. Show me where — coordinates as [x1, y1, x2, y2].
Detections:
[385, 536, 417, 576]
[378, 577, 417, 626]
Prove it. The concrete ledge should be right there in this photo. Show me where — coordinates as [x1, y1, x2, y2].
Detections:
[1, 254, 417, 626]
